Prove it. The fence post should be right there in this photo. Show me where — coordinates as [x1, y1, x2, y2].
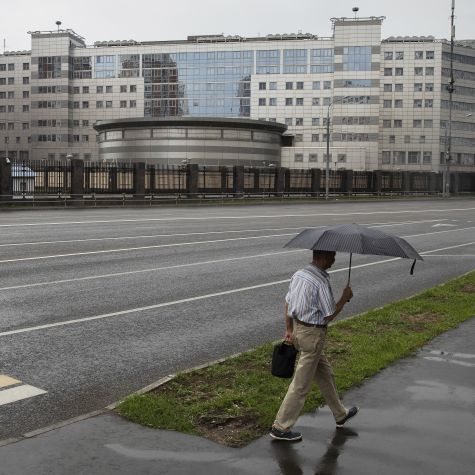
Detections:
[428, 173, 438, 193]
[452, 172, 460, 194]
[0, 158, 12, 201]
[109, 166, 118, 194]
[275, 167, 286, 195]
[373, 170, 382, 194]
[402, 171, 411, 193]
[71, 158, 84, 200]
[311, 168, 321, 197]
[133, 162, 146, 200]
[187, 163, 199, 198]
[233, 165, 244, 197]
[343, 170, 353, 195]
[219, 166, 228, 194]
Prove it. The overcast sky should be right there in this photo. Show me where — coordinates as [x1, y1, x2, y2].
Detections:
[2, 0, 474, 52]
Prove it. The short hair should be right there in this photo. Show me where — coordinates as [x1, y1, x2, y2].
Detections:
[313, 249, 336, 260]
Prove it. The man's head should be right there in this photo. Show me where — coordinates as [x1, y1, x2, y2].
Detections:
[312, 250, 336, 269]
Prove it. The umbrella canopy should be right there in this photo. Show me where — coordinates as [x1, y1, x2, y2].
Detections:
[284, 223, 423, 282]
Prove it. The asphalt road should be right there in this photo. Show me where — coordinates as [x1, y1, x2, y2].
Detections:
[1, 199, 474, 440]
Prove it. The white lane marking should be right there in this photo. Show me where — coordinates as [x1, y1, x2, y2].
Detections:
[0, 250, 305, 292]
[432, 223, 456, 227]
[424, 254, 475, 257]
[0, 219, 445, 248]
[429, 350, 475, 359]
[0, 385, 47, 406]
[0, 208, 474, 228]
[423, 356, 475, 368]
[0, 256, 403, 338]
[2, 226, 474, 265]
[419, 242, 475, 254]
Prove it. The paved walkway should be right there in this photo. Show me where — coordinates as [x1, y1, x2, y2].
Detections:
[1, 319, 474, 475]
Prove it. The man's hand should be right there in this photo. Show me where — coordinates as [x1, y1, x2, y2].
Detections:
[342, 286, 353, 302]
[284, 329, 294, 344]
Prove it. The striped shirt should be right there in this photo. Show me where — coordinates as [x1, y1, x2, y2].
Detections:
[285, 264, 336, 325]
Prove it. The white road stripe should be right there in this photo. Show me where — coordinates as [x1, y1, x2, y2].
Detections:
[0, 249, 305, 292]
[0, 219, 445, 248]
[424, 254, 475, 257]
[423, 356, 475, 368]
[1, 226, 474, 265]
[419, 241, 475, 254]
[0, 207, 473, 228]
[0, 385, 47, 406]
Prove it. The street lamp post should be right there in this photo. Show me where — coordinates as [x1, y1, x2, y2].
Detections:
[325, 96, 349, 200]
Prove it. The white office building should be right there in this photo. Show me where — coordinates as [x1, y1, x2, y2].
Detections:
[1, 15, 474, 172]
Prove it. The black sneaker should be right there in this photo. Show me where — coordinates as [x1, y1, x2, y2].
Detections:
[269, 426, 302, 441]
[336, 406, 359, 427]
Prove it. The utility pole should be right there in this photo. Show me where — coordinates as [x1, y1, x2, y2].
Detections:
[445, 0, 456, 196]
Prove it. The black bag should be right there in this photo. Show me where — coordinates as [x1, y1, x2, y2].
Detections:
[271, 341, 298, 378]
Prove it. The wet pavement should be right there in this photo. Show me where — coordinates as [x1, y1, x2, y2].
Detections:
[1, 318, 474, 475]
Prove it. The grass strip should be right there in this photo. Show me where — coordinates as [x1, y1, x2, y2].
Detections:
[116, 271, 475, 447]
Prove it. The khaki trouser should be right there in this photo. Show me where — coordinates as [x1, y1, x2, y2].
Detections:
[274, 324, 347, 431]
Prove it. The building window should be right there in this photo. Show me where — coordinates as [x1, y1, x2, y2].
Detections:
[83, 86, 89, 94]
[423, 151, 432, 164]
[258, 98, 266, 106]
[120, 85, 127, 93]
[383, 99, 392, 108]
[296, 98, 304, 106]
[309, 153, 318, 162]
[415, 51, 423, 59]
[424, 119, 433, 128]
[23, 63, 29, 70]
[7, 91, 14, 98]
[22, 105, 29, 112]
[130, 100, 136, 108]
[384, 51, 393, 60]
[426, 51, 434, 59]
[382, 151, 391, 164]
[395, 84, 403, 92]
[394, 99, 403, 108]
[294, 153, 304, 162]
[106, 86, 113, 93]
[73, 135, 80, 143]
[394, 120, 402, 128]
[285, 118, 293, 126]
[295, 118, 304, 126]
[269, 97, 277, 106]
[384, 84, 392, 92]
[408, 151, 421, 164]
[413, 119, 422, 128]
[323, 81, 331, 89]
[311, 134, 320, 142]
[96, 101, 103, 108]
[286, 82, 293, 90]
[384, 68, 392, 76]
[96, 86, 103, 93]
[73, 86, 80, 94]
[383, 119, 391, 128]
[312, 81, 320, 90]
[8, 63, 14, 71]
[23, 77, 29, 84]
[323, 97, 331, 106]
[393, 151, 406, 164]
[389, 135, 395, 143]
[120, 100, 127, 108]
[22, 123, 29, 130]
[73, 102, 80, 109]
[404, 135, 411, 144]
[414, 83, 423, 92]
[395, 68, 403, 76]
[312, 117, 320, 126]
[296, 81, 304, 90]
[259, 82, 266, 90]
[269, 82, 277, 90]
[73, 120, 80, 127]
[337, 154, 347, 163]
[425, 83, 434, 92]
[312, 97, 320, 106]
[414, 99, 423, 108]
[106, 101, 113, 108]
[82, 135, 89, 142]
[295, 134, 303, 142]
[130, 85, 137, 92]
[285, 98, 293, 106]
[8, 78, 14, 85]
[425, 67, 434, 76]
[82, 101, 89, 108]
[23, 91, 29, 98]
[419, 135, 426, 144]
[415, 67, 423, 76]
[395, 51, 404, 60]
[82, 120, 89, 127]
[425, 99, 433, 108]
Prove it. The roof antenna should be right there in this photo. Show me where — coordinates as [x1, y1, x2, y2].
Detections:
[352, 7, 359, 19]
[56, 20, 62, 32]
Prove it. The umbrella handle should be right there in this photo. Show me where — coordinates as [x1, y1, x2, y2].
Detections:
[347, 253, 352, 287]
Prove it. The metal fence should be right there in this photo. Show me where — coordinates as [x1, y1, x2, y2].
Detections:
[84, 162, 135, 194]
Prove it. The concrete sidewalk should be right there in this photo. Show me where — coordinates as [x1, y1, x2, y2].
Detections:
[1, 319, 474, 475]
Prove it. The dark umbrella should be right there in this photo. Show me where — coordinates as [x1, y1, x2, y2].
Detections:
[284, 223, 423, 284]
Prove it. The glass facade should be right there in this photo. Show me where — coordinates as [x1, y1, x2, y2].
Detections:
[256, 50, 279, 74]
[283, 49, 308, 74]
[310, 48, 334, 73]
[71, 56, 92, 79]
[142, 51, 253, 117]
[38, 56, 61, 79]
[95, 55, 117, 78]
[342, 46, 372, 71]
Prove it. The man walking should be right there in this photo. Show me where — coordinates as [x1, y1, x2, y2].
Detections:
[270, 250, 358, 442]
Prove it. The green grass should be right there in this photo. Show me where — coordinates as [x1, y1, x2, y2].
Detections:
[116, 271, 475, 447]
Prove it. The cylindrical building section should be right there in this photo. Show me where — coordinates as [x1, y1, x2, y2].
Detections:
[93, 117, 287, 166]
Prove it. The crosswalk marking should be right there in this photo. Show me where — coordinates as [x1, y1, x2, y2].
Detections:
[0, 375, 21, 389]
[0, 375, 47, 406]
